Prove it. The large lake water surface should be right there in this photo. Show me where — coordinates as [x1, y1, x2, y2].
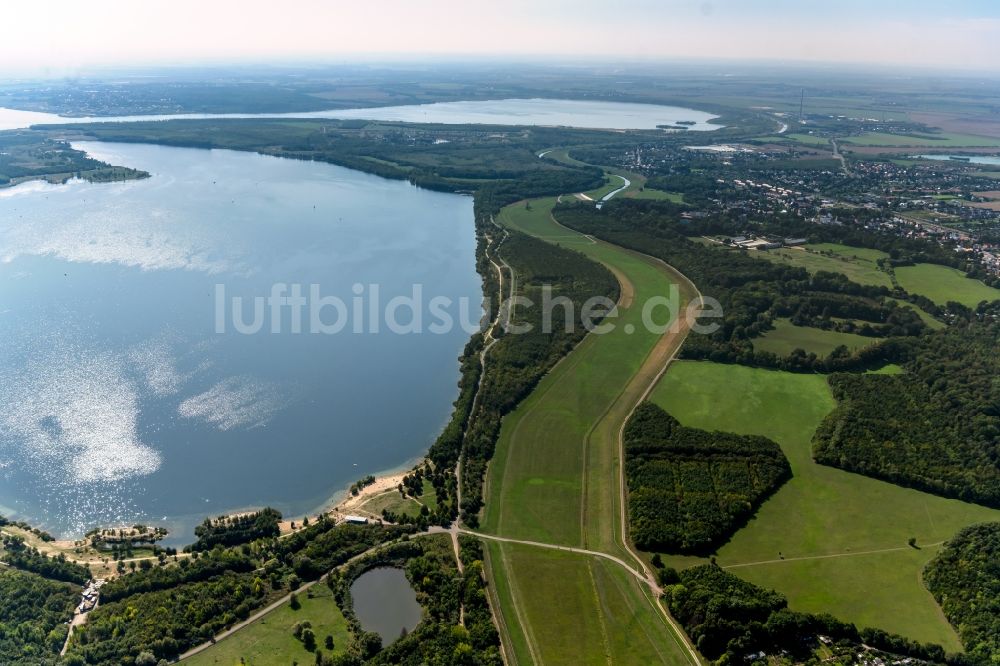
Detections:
[0, 141, 480, 540]
[0, 98, 721, 131]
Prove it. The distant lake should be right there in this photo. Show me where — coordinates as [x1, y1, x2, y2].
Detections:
[0, 142, 480, 541]
[916, 154, 1000, 166]
[0, 98, 721, 131]
[350, 567, 422, 644]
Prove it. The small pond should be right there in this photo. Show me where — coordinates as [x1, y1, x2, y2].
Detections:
[350, 567, 422, 644]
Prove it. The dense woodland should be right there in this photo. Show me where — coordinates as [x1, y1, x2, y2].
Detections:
[667, 565, 955, 665]
[624, 403, 790, 553]
[188, 507, 282, 551]
[924, 523, 1000, 665]
[553, 199, 927, 373]
[59, 119, 606, 198]
[0, 567, 78, 664]
[814, 321, 1000, 507]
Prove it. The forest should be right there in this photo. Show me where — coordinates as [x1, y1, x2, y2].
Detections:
[814, 320, 1000, 507]
[0, 567, 78, 664]
[53, 119, 606, 199]
[624, 402, 790, 553]
[924, 522, 1000, 666]
[188, 507, 282, 551]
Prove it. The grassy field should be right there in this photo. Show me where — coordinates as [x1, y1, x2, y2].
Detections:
[783, 133, 831, 146]
[356, 479, 438, 519]
[894, 263, 1000, 307]
[486, 542, 691, 665]
[841, 132, 1000, 147]
[482, 196, 698, 664]
[185, 583, 351, 665]
[887, 298, 946, 330]
[753, 318, 876, 357]
[650, 361, 1000, 650]
[755, 243, 892, 288]
[625, 187, 685, 203]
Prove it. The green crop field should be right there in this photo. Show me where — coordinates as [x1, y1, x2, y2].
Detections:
[894, 263, 1000, 307]
[753, 318, 876, 357]
[482, 196, 698, 664]
[649, 361, 1000, 650]
[755, 242, 892, 288]
[841, 132, 1000, 147]
[185, 583, 351, 666]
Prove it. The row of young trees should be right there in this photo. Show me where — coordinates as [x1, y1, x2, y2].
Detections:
[625, 402, 790, 553]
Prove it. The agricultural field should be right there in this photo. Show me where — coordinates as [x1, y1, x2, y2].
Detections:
[894, 264, 1000, 307]
[649, 361, 1000, 650]
[841, 132, 1000, 148]
[185, 583, 351, 666]
[482, 196, 698, 664]
[753, 318, 875, 357]
[755, 242, 892, 288]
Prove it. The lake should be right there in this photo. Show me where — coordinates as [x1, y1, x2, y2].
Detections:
[0, 141, 480, 541]
[350, 567, 422, 644]
[0, 98, 721, 131]
[916, 154, 1000, 166]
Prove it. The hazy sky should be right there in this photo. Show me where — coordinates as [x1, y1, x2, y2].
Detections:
[4, 0, 999, 76]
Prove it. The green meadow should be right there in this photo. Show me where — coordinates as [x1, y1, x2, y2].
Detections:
[894, 263, 1000, 307]
[650, 360, 1000, 650]
[484, 542, 688, 665]
[753, 318, 875, 357]
[626, 187, 685, 203]
[754, 243, 892, 288]
[185, 583, 351, 666]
